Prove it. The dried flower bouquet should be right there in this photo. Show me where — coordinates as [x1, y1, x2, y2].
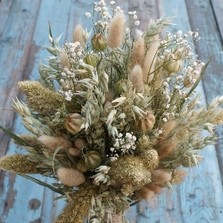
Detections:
[0, 0, 223, 222]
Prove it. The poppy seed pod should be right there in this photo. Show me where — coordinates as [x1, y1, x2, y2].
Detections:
[136, 111, 155, 133]
[65, 113, 83, 135]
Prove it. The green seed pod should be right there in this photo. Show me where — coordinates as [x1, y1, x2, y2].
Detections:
[76, 160, 89, 173]
[91, 33, 107, 51]
[115, 79, 131, 95]
[76, 150, 101, 172]
[135, 111, 156, 133]
[84, 54, 99, 67]
[84, 150, 101, 169]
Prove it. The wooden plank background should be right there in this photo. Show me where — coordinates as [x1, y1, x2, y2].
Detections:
[0, 0, 223, 222]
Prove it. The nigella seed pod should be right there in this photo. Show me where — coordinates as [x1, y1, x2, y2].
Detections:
[84, 151, 101, 169]
[84, 54, 99, 67]
[164, 59, 182, 74]
[76, 150, 101, 172]
[76, 160, 89, 173]
[114, 79, 131, 95]
[91, 33, 107, 51]
[136, 111, 155, 133]
[65, 113, 83, 135]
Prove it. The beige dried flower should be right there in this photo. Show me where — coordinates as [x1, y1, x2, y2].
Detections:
[18, 81, 64, 115]
[84, 54, 99, 67]
[131, 33, 145, 65]
[129, 64, 144, 92]
[65, 113, 84, 135]
[59, 51, 70, 68]
[142, 35, 160, 83]
[57, 167, 85, 186]
[0, 154, 39, 174]
[171, 169, 187, 184]
[73, 24, 86, 46]
[151, 169, 172, 185]
[157, 139, 178, 159]
[159, 119, 177, 139]
[212, 109, 223, 125]
[135, 111, 156, 133]
[111, 213, 123, 223]
[145, 182, 163, 194]
[107, 12, 125, 49]
[138, 186, 155, 201]
[38, 135, 72, 151]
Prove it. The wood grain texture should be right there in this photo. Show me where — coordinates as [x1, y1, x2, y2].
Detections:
[0, 0, 223, 222]
[0, 0, 41, 156]
[186, 0, 223, 206]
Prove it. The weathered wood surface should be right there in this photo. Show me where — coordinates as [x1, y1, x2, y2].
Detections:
[0, 0, 223, 222]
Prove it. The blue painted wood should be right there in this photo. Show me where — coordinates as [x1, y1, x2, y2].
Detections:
[0, 0, 41, 157]
[137, 0, 223, 223]
[0, 0, 223, 222]
[186, 0, 223, 193]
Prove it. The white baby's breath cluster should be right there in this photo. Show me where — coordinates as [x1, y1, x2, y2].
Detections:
[110, 132, 137, 156]
[1, 1, 223, 223]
